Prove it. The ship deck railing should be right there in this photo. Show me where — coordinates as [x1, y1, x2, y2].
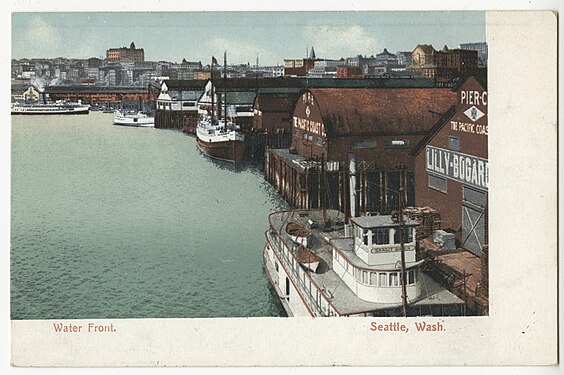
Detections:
[267, 210, 466, 316]
[267, 229, 338, 317]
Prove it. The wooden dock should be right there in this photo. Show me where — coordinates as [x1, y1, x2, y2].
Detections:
[420, 238, 489, 315]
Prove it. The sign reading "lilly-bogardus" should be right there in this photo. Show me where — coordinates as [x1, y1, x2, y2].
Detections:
[426, 146, 488, 190]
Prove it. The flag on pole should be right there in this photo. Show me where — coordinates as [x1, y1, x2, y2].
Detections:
[211, 56, 218, 65]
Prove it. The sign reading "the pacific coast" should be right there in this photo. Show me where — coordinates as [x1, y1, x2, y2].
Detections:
[426, 146, 488, 190]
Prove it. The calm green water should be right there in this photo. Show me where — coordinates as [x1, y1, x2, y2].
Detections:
[11, 112, 288, 319]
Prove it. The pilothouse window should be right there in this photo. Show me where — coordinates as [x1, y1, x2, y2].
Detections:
[372, 228, 390, 245]
[393, 227, 413, 244]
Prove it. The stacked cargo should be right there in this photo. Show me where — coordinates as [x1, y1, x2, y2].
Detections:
[403, 206, 441, 240]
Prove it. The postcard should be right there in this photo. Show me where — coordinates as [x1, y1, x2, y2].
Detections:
[5, 6, 558, 368]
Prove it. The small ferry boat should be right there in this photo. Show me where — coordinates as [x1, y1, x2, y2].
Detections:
[11, 101, 90, 115]
[263, 209, 465, 317]
[113, 111, 154, 127]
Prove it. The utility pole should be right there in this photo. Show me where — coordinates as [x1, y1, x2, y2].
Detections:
[399, 181, 408, 317]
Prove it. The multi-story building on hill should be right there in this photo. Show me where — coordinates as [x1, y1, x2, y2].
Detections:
[106, 42, 145, 63]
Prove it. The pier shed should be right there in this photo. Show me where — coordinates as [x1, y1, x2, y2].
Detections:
[249, 92, 300, 153]
[406, 74, 489, 315]
[265, 87, 457, 216]
[155, 79, 208, 132]
[46, 85, 153, 108]
[412, 74, 488, 256]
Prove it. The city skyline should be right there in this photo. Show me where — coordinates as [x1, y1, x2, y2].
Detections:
[12, 12, 485, 65]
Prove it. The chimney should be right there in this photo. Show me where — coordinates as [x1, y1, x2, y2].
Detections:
[348, 153, 357, 218]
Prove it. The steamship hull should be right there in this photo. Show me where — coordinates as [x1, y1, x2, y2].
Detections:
[11, 105, 90, 115]
[11, 100, 90, 115]
[196, 137, 245, 163]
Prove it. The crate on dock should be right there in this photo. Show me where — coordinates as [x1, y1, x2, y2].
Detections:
[433, 229, 456, 251]
[403, 206, 441, 240]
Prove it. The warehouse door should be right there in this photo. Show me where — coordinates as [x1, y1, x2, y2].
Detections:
[461, 186, 486, 256]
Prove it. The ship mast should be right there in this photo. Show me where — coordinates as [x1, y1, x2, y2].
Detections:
[211, 56, 215, 121]
[321, 153, 327, 227]
[223, 50, 227, 125]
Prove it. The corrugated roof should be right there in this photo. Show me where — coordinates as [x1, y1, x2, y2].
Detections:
[177, 90, 204, 101]
[224, 91, 256, 104]
[308, 88, 456, 135]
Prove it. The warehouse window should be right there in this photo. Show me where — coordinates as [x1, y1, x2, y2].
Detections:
[352, 140, 376, 149]
[463, 186, 487, 207]
[303, 132, 308, 140]
[295, 129, 300, 136]
[428, 173, 447, 193]
[316, 137, 323, 146]
[449, 136, 460, 151]
[384, 140, 409, 148]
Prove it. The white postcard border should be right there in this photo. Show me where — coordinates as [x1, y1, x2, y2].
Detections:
[5, 8, 559, 369]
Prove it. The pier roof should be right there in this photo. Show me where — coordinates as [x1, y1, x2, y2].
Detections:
[307, 88, 456, 136]
[224, 91, 257, 104]
[163, 79, 208, 90]
[212, 77, 438, 91]
[253, 92, 298, 113]
[213, 77, 304, 91]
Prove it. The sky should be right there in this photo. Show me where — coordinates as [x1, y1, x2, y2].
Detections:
[12, 11, 485, 66]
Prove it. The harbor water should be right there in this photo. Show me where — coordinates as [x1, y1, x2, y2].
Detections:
[11, 112, 288, 319]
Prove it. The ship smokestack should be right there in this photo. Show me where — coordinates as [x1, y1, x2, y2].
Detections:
[31, 77, 46, 103]
[348, 152, 357, 218]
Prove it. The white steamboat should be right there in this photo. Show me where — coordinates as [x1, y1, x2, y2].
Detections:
[264, 210, 464, 317]
[113, 111, 154, 127]
[263, 154, 463, 317]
